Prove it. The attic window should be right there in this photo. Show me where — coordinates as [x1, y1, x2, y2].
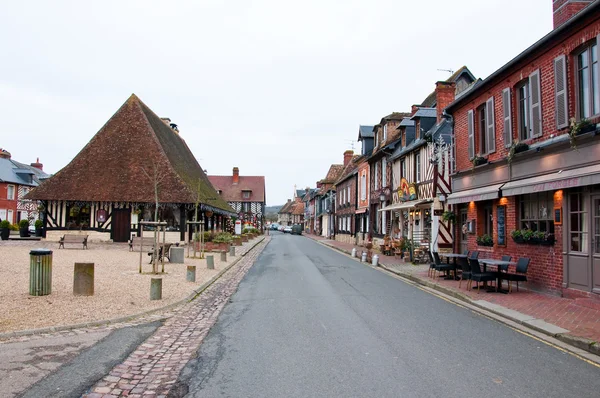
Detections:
[217, 190, 222, 195]
[242, 190, 251, 199]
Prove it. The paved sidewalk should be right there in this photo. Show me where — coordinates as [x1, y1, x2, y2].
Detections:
[304, 234, 600, 355]
[83, 237, 270, 398]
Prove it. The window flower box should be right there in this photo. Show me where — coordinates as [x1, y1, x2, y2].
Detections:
[511, 229, 555, 245]
[476, 234, 493, 247]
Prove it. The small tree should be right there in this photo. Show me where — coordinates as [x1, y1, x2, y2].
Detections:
[141, 162, 167, 274]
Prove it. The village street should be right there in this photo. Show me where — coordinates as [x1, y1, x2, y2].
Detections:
[174, 232, 600, 398]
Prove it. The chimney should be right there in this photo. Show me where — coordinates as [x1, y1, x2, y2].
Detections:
[435, 81, 457, 124]
[343, 150, 354, 166]
[232, 167, 239, 184]
[30, 157, 43, 171]
[553, 0, 592, 29]
[411, 105, 420, 116]
[0, 148, 11, 159]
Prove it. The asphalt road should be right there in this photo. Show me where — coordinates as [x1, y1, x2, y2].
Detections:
[176, 232, 600, 398]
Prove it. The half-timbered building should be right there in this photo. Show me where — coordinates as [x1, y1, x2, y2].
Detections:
[334, 150, 359, 244]
[26, 94, 235, 242]
[356, 126, 373, 245]
[209, 167, 266, 230]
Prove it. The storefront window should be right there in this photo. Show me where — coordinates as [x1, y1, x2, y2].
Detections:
[66, 204, 91, 229]
[520, 192, 554, 233]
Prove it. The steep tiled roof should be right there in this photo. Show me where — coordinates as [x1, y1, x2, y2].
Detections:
[335, 155, 360, 185]
[208, 175, 265, 203]
[278, 200, 293, 214]
[27, 94, 233, 214]
[398, 118, 415, 127]
[291, 201, 305, 215]
[420, 66, 476, 107]
[320, 164, 344, 184]
[381, 112, 411, 123]
[410, 107, 437, 119]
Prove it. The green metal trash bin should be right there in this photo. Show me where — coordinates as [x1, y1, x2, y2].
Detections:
[30, 249, 52, 296]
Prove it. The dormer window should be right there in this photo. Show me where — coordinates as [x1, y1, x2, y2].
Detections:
[242, 190, 251, 199]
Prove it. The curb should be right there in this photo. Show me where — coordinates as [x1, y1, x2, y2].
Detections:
[307, 235, 600, 359]
[0, 237, 267, 342]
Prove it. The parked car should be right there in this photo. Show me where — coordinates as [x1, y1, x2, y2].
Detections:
[278, 226, 285, 232]
[270, 223, 280, 230]
[283, 226, 292, 233]
[291, 225, 302, 235]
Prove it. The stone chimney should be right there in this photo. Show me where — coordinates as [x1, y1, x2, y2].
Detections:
[553, 0, 592, 29]
[233, 167, 239, 184]
[0, 148, 11, 159]
[411, 105, 420, 116]
[343, 150, 354, 166]
[435, 81, 456, 124]
[30, 157, 43, 171]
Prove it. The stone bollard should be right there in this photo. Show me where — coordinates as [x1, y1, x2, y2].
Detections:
[150, 278, 162, 300]
[372, 254, 379, 267]
[361, 252, 367, 262]
[220, 251, 227, 262]
[170, 247, 184, 263]
[186, 265, 196, 282]
[73, 262, 94, 296]
[29, 249, 53, 296]
[229, 246, 235, 257]
[207, 255, 215, 270]
[351, 248, 357, 258]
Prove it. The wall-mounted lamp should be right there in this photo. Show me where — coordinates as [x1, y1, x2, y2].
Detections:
[379, 193, 386, 203]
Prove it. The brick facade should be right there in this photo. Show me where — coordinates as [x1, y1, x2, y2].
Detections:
[447, 3, 600, 295]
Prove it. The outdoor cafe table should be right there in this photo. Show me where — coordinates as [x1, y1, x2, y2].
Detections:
[440, 253, 468, 280]
[478, 258, 516, 294]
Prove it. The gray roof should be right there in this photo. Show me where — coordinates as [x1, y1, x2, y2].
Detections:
[390, 119, 451, 161]
[0, 158, 49, 186]
[398, 117, 415, 127]
[410, 107, 436, 120]
[358, 125, 374, 139]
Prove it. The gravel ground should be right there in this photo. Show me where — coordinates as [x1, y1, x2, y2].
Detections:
[0, 239, 259, 333]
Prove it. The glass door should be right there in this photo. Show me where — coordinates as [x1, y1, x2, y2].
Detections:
[593, 195, 600, 293]
[460, 208, 468, 254]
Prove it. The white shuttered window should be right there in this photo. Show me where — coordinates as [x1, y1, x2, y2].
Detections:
[529, 69, 542, 137]
[502, 88, 513, 147]
[486, 96, 496, 153]
[554, 55, 569, 129]
[467, 110, 475, 159]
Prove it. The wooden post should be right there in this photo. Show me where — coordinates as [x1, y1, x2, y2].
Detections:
[73, 263, 94, 296]
[150, 278, 162, 300]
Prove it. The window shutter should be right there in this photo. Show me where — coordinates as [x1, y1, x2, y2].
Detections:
[486, 96, 496, 153]
[529, 69, 542, 137]
[554, 55, 569, 129]
[502, 88, 513, 147]
[467, 109, 475, 159]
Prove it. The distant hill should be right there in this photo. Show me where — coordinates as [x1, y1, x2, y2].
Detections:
[265, 205, 283, 214]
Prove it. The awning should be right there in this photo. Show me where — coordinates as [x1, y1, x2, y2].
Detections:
[501, 164, 600, 197]
[447, 184, 503, 205]
[378, 199, 430, 211]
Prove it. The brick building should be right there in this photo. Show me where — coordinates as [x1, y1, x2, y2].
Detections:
[0, 149, 48, 226]
[334, 150, 359, 244]
[356, 126, 373, 245]
[445, 0, 600, 296]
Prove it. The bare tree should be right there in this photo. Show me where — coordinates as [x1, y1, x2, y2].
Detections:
[141, 162, 167, 274]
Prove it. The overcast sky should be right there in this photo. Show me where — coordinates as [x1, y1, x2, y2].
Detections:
[1, 0, 553, 206]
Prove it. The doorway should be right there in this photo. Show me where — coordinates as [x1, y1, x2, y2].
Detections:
[567, 192, 600, 293]
[112, 208, 131, 243]
[459, 208, 468, 255]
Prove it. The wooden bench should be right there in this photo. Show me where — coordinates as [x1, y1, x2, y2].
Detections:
[59, 234, 88, 249]
[129, 236, 155, 252]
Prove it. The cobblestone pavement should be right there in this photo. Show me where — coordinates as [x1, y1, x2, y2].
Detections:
[82, 237, 270, 398]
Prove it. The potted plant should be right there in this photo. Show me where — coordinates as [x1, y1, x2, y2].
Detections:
[472, 156, 488, 167]
[0, 220, 10, 240]
[476, 234, 493, 247]
[19, 219, 30, 238]
[441, 210, 456, 224]
[507, 141, 530, 164]
[511, 229, 523, 243]
[34, 219, 43, 237]
[569, 118, 595, 150]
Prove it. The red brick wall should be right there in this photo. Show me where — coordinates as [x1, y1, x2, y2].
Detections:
[336, 176, 357, 233]
[463, 192, 565, 294]
[553, 0, 593, 29]
[0, 182, 18, 223]
[357, 162, 369, 210]
[452, 15, 600, 172]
